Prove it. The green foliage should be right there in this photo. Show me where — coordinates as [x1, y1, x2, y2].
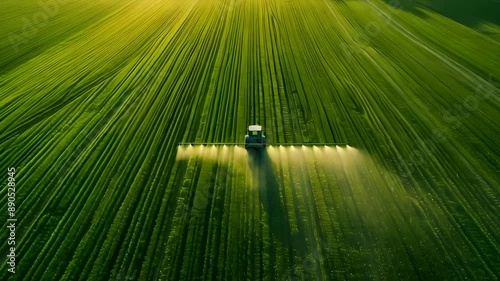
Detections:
[0, 0, 498, 280]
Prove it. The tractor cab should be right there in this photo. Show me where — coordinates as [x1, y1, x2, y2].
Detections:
[245, 125, 266, 149]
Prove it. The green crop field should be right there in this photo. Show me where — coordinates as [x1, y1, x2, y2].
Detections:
[1, 0, 499, 280]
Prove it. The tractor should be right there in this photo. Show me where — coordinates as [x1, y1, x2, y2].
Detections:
[245, 125, 267, 149]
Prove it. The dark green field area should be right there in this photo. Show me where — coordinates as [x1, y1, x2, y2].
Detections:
[0, 0, 499, 280]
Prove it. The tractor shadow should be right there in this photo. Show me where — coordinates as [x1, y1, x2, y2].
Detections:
[246, 148, 294, 249]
